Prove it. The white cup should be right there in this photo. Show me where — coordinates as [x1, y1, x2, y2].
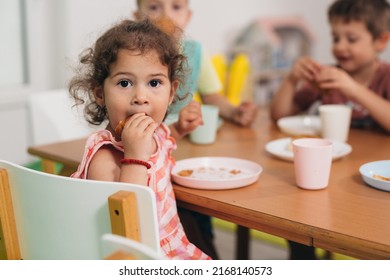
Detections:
[190, 105, 219, 145]
[319, 104, 352, 142]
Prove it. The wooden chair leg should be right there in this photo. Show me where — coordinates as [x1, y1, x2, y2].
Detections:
[235, 225, 250, 260]
[0, 169, 21, 260]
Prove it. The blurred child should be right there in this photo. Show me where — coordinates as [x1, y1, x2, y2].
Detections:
[271, 0, 390, 259]
[134, 0, 258, 259]
[271, 0, 390, 132]
[134, 0, 258, 127]
[69, 19, 210, 259]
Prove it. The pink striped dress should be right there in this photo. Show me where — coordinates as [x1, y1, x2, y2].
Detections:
[71, 124, 211, 260]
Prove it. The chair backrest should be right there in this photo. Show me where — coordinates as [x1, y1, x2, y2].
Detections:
[101, 233, 165, 260]
[0, 160, 160, 260]
[28, 88, 100, 145]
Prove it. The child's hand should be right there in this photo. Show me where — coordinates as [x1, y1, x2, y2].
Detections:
[120, 113, 159, 161]
[175, 101, 203, 137]
[288, 57, 322, 85]
[315, 66, 359, 98]
[231, 101, 258, 127]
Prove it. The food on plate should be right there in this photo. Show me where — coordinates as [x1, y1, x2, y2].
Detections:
[177, 169, 194, 177]
[373, 174, 390, 181]
[176, 167, 244, 179]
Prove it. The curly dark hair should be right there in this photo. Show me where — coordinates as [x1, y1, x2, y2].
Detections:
[328, 0, 390, 39]
[68, 19, 187, 125]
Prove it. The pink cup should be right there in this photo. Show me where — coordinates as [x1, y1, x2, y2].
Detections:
[292, 138, 333, 190]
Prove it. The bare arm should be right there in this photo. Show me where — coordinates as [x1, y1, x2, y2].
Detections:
[317, 66, 390, 132]
[271, 57, 322, 121]
[270, 77, 300, 121]
[169, 123, 182, 141]
[87, 146, 149, 186]
[201, 93, 235, 119]
[352, 85, 390, 132]
[201, 93, 258, 126]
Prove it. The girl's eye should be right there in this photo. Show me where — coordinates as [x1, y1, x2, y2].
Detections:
[148, 4, 159, 12]
[173, 4, 183, 10]
[149, 79, 161, 88]
[118, 80, 131, 88]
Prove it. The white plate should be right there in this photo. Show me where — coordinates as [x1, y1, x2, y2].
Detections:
[359, 160, 390, 192]
[171, 157, 263, 190]
[265, 137, 352, 162]
[277, 115, 321, 136]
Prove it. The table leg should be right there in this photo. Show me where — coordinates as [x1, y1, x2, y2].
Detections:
[235, 225, 250, 259]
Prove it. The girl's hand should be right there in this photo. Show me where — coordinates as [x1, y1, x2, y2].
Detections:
[175, 101, 203, 137]
[120, 113, 159, 161]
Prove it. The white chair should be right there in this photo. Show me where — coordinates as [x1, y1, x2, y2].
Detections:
[101, 233, 164, 260]
[0, 160, 160, 260]
[28, 88, 100, 146]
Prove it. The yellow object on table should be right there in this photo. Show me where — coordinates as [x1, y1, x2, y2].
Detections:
[226, 53, 250, 106]
[212, 54, 228, 96]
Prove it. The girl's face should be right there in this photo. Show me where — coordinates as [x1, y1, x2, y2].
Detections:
[136, 0, 191, 31]
[95, 49, 177, 134]
[330, 19, 387, 74]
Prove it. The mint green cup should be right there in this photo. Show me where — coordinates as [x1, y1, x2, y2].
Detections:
[189, 105, 219, 145]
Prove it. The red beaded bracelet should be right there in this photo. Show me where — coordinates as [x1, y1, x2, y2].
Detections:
[120, 158, 151, 169]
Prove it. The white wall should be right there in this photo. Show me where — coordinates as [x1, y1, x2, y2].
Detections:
[28, 0, 337, 90]
[188, 0, 334, 63]
[0, 0, 25, 87]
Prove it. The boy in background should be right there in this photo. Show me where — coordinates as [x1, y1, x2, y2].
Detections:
[271, 0, 390, 259]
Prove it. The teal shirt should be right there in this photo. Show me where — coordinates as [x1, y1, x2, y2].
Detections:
[165, 40, 202, 124]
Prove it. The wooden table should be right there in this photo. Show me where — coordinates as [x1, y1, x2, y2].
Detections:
[28, 111, 390, 259]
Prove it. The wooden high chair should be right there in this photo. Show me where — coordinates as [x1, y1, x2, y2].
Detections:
[0, 160, 160, 260]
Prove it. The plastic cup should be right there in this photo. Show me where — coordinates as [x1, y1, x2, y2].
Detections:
[319, 104, 352, 142]
[189, 105, 219, 145]
[292, 138, 333, 190]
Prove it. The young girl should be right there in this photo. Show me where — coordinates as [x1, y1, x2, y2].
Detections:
[134, 0, 259, 260]
[69, 19, 210, 260]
